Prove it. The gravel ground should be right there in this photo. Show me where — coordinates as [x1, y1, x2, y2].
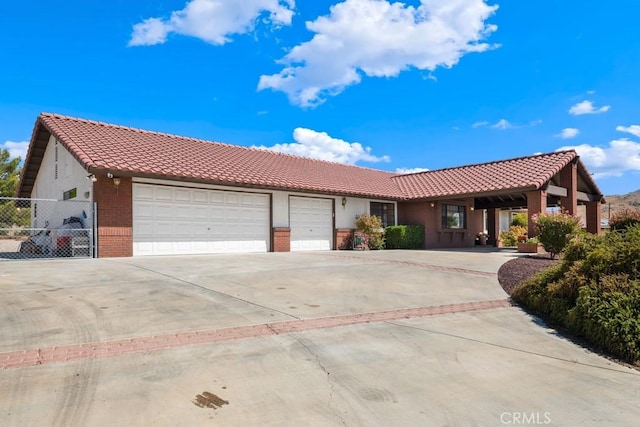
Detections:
[497, 255, 559, 295]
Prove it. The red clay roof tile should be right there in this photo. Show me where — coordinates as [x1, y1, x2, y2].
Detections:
[392, 151, 580, 199]
[18, 113, 603, 201]
[36, 113, 402, 199]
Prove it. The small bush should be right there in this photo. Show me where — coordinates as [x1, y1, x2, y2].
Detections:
[385, 225, 424, 249]
[533, 210, 580, 259]
[499, 225, 527, 246]
[511, 212, 528, 228]
[610, 208, 640, 231]
[356, 214, 385, 250]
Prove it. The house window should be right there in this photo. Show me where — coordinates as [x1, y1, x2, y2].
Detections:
[63, 188, 77, 200]
[370, 202, 395, 227]
[442, 204, 466, 229]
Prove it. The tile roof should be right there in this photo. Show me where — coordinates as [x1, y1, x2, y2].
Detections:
[393, 151, 584, 199]
[31, 113, 403, 199]
[18, 113, 604, 202]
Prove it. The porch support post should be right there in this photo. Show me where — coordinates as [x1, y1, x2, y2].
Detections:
[586, 201, 602, 235]
[559, 161, 578, 215]
[487, 208, 500, 246]
[527, 190, 547, 238]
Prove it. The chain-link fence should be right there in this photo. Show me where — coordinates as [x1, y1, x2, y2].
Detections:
[0, 197, 95, 260]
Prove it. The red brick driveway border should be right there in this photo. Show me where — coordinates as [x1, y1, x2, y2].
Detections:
[1, 299, 511, 370]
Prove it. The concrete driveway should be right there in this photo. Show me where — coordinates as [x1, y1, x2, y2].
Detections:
[1, 249, 639, 426]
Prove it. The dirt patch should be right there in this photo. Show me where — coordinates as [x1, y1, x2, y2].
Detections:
[498, 256, 558, 296]
[193, 392, 229, 410]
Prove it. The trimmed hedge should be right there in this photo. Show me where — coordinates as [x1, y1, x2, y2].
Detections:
[384, 225, 425, 249]
[512, 225, 640, 364]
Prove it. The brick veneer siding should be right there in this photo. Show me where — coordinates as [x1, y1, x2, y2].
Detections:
[93, 175, 133, 257]
[272, 227, 291, 252]
[586, 201, 602, 235]
[335, 228, 354, 250]
[398, 199, 479, 248]
[559, 161, 578, 215]
[527, 190, 547, 238]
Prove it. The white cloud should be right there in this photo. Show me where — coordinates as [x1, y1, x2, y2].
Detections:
[568, 100, 611, 115]
[556, 127, 580, 139]
[559, 139, 640, 178]
[128, 0, 295, 46]
[491, 119, 512, 130]
[1, 141, 29, 161]
[472, 121, 489, 128]
[255, 128, 390, 164]
[395, 167, 430, 174]
[258, 0, 499, 107]
[616, 125, 640, 138]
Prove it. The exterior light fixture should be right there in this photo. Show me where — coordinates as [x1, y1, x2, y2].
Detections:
[112, 177, 121, 188]
[430, 202, 435, 207]
[87, 174, 97, 182]
[341, 197, 347, 207]
[470, 206, 475, 211]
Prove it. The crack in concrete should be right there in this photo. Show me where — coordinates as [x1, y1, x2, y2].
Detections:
[289, 335, 347, 427]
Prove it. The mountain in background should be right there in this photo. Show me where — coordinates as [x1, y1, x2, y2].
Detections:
[602, 189, 640, 220]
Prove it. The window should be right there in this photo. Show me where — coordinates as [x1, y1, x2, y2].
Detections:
[442, 204, 466, 229]
[370, 202, 395, 227]
[63, 188, 77, 200]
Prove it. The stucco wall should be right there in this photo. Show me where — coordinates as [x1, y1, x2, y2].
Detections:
[30, 136, 93, 229]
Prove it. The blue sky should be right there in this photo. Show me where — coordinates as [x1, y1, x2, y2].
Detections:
[2, 0, 639, 195]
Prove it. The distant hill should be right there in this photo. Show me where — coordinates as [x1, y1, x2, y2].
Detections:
[602, 189, 640, 220]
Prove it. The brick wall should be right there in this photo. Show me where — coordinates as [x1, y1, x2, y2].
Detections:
[526, 190, 547, 238]
[272, 227, 290, 252]
[94, 175, 133, 257]
[335, 228, 354, 250]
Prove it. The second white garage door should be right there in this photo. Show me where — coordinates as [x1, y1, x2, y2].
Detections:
[289, 196, 333, 251]
[133, 183, 270, 256]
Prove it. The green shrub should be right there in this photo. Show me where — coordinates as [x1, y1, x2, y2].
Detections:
[533, 210, 580, 259]
[499, 225, 527, 246]
[356, 214, 385, 250]
[568, 275, 640, 362]
[384, 225, 424, 249]
[512, 225, 640, 364]
[511, 212, 528, 228]
[609, 208, 640, 231]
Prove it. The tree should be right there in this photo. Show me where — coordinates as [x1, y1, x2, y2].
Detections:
[1, 148, 21, 197]
[0, 149, 28, 234]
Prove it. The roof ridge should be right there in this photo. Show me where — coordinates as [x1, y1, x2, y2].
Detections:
[39, 112, 397, 176]
[392, 150, 577, 178]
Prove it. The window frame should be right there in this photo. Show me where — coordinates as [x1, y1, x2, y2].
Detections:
[441, 204, 467, 230]
[369, 201, 396, 228]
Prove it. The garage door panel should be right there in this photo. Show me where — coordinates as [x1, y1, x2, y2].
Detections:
[133, 183, 269, 256]
[290, 196, 333, 251]
[154, 187, 173, 201]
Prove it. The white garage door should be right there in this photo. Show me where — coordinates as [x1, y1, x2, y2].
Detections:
[290, 196, 333, 251]
[133, 183, 270, 256]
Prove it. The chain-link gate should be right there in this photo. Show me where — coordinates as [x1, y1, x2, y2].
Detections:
[0, 197, 95, 260]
